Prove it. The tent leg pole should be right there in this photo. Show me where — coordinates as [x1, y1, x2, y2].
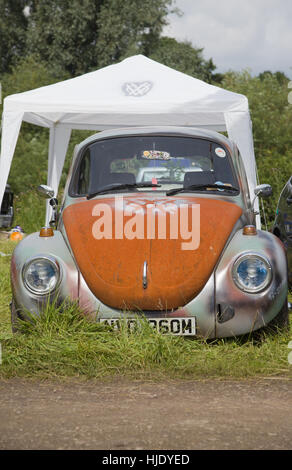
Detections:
[46, 126, 56, 226]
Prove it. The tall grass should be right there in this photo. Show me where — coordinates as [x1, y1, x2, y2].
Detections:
[1, 299, 291, 380]
[13, 191, 46, 233]
[0, 240, 291, 380]
[0, 240, 15, 340]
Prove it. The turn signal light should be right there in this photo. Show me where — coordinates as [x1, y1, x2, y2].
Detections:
[39, 227, 54, 237]
[243, 225, 257, 236]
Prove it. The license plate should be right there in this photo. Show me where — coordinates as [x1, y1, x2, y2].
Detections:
[99, 317, 196, 336]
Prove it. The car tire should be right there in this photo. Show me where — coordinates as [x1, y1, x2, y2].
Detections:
[266, 297, 290, 334]
[10, 299, 24, 333]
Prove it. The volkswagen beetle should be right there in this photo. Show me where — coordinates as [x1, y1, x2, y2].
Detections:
[10, 127, 289, 337]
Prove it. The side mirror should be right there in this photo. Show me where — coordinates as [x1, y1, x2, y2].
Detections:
[37, 185, 59, 227]
[37, 185, 55, 199]
[254, 184, 272, 199]
[250, 184, 272, 221]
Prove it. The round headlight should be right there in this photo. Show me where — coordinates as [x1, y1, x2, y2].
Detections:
[232, 254, 272, 293]
[22, 256, 60, 295]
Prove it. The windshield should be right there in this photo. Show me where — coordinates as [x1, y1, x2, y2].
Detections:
[71, 135, 238, 196]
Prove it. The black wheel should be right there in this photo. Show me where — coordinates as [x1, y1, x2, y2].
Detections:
[265, 297, 290, 334]
[10, 299, 24, 333]
[247, 298, 290, 343]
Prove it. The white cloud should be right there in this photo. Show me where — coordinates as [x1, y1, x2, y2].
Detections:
[165, 0, 292, 77]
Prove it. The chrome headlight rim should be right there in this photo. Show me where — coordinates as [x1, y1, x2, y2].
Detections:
[232, 252, 272, 294]
[22, 255, 61, 296]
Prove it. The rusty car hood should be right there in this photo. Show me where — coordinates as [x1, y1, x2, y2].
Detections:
[62, 195, 242, 310]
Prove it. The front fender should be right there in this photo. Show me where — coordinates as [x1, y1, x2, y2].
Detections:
[11, 230, 79, 315]
[215, 229, 288, 337]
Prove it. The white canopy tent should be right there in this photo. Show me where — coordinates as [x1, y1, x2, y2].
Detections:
[0, 54, 259, 226]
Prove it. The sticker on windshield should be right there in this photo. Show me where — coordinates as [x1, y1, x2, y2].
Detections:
[215, 147, 226, 158]
[142, 150, 171, 161]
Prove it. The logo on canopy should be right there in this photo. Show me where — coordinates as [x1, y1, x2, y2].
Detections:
[122, 81, 153, 97]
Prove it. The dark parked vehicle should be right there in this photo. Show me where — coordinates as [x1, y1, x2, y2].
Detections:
[0, 184, 14, 229]
[273, 176, 292, 288]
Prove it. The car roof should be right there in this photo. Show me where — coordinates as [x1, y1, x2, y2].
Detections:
[76, 126, 235, 152]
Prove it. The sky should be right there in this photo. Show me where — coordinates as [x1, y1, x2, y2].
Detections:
[164, 0, 292, 78]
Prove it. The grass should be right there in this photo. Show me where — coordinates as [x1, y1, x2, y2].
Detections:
[0, 239, 292, 381]
[13, 190, 47, 234]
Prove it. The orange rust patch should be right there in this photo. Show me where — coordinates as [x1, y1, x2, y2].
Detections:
[63, 196, 242, 310]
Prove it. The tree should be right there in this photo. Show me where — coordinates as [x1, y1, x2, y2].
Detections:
[1, 1, 216, 81]
[149, 36, 216, 82]
[258, 70, 290, 85]
[95, 0, 173, 67]
[0, 0, 29, 74]
[26, 0, 173, 76]
[0, 54, 62, 96]
[26, 0, 103, 76]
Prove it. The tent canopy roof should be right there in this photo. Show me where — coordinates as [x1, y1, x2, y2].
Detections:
[5, 55, 248, 123]
[0, 54, 258, 225]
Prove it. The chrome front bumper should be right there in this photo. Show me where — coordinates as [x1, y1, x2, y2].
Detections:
[11, 228, 288, 339]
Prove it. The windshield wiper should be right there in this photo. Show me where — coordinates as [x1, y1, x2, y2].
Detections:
[166, 183, 239, 196]
[87, 182, 161, 199]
